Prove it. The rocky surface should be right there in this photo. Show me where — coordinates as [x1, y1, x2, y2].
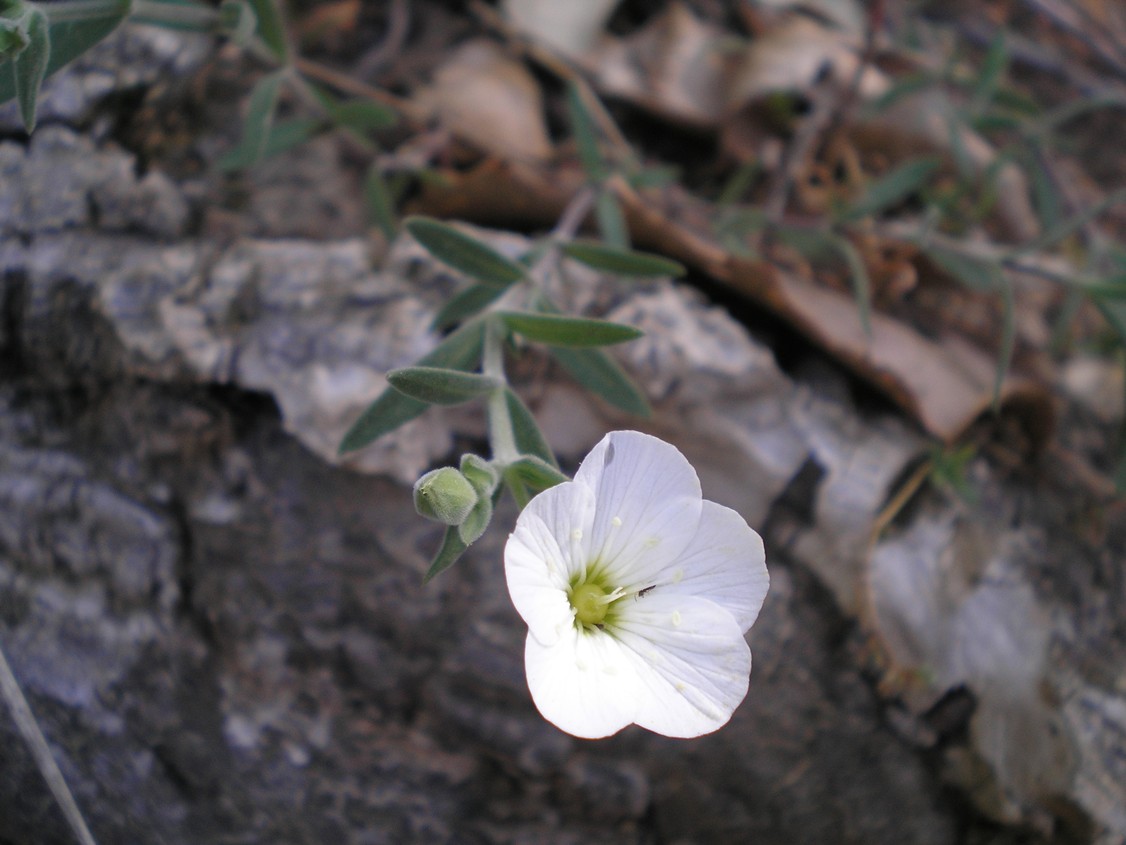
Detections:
[1, 22, 1124, 845]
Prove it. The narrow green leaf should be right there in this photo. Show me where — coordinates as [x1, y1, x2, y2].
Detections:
[504, 388, 558, 467]
[405, 216, 526, 287]
[431, 283, 507, 331]
[218, 0, 257, 44]
[499, 311, 642, 347]
[364, 162, 397, 240]
[423, 525, 469, 582]
[970, 113, 1024, 133]
[1095, 299, 1126, 344]
[1081, 274, 1126, 299]
[566, 80, 605, 181]
[532, 297, 649, 416]
[561, 241, 685, 277]
[0, 1, 128, 108]
[218, 115, 322, 170]
[991, 86, 1040, 118]
[223, 69, 286, 169]
[947, 115, 976, 183]
[1026, 148, 1062, 231]
[714, 207, 767, 258]
[1014, 187, 1126, 257]
[628, 164, 680, 189]
[971, 31, 1007, 114]
[324, 98, 396, 134]
[716, 161, 762, 207]
[923, 244, 1014, 404]
[12, 5, 47, 132]
[830, 234, 873, 336]
[423, 487, 502, 581]
[550, 346, 650, 417]
[387, 366, 499, 405]
[504, 472, 533, 510]
[339, 320, 485, 453]
[505, 455, 568, 491]
[595, 190, 630, 249]
[840, 157, 941, 221]
[922, 244, 1001, 292]
[248, 0, 288, 62]
[862, 72, 935, 116]
[127, 0, 222, 32]
[1115, 424, 1126, 496]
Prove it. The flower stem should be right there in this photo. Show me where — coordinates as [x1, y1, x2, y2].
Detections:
[482, 317, 519, 466]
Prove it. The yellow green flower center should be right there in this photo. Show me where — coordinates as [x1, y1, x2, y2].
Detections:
[570, 582, 611, 626]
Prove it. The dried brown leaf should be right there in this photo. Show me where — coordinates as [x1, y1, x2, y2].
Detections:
[415, 40, 554, 163]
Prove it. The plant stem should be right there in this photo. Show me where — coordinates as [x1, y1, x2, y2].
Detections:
[0, 641, 98, 845]
[482, 318, 519, 466]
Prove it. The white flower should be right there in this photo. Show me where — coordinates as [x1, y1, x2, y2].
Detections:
[504, 430, 769, 739]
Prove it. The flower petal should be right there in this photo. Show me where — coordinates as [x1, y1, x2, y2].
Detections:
[648, 501, 769, 632]
[611, 594, 751, 738]
[505, 479, 595, 646]
[574, 431, 703, 585]
[524, 628, 642, 739]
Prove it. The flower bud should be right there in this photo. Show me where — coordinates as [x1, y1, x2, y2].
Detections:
[459, 453, 499, 496]
[413, 467, 478, 526]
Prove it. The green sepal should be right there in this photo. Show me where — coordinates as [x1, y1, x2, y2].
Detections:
[459, 453, 499, 497]
[339, 320, 485, 453]
[561, 241, 685, 278]
[422, 487, 502, 582]
[405, 216, 526, 287]
[498, 311, 642, 347]
[457, 495, 492, 545]
[387, 366, 499, 405]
